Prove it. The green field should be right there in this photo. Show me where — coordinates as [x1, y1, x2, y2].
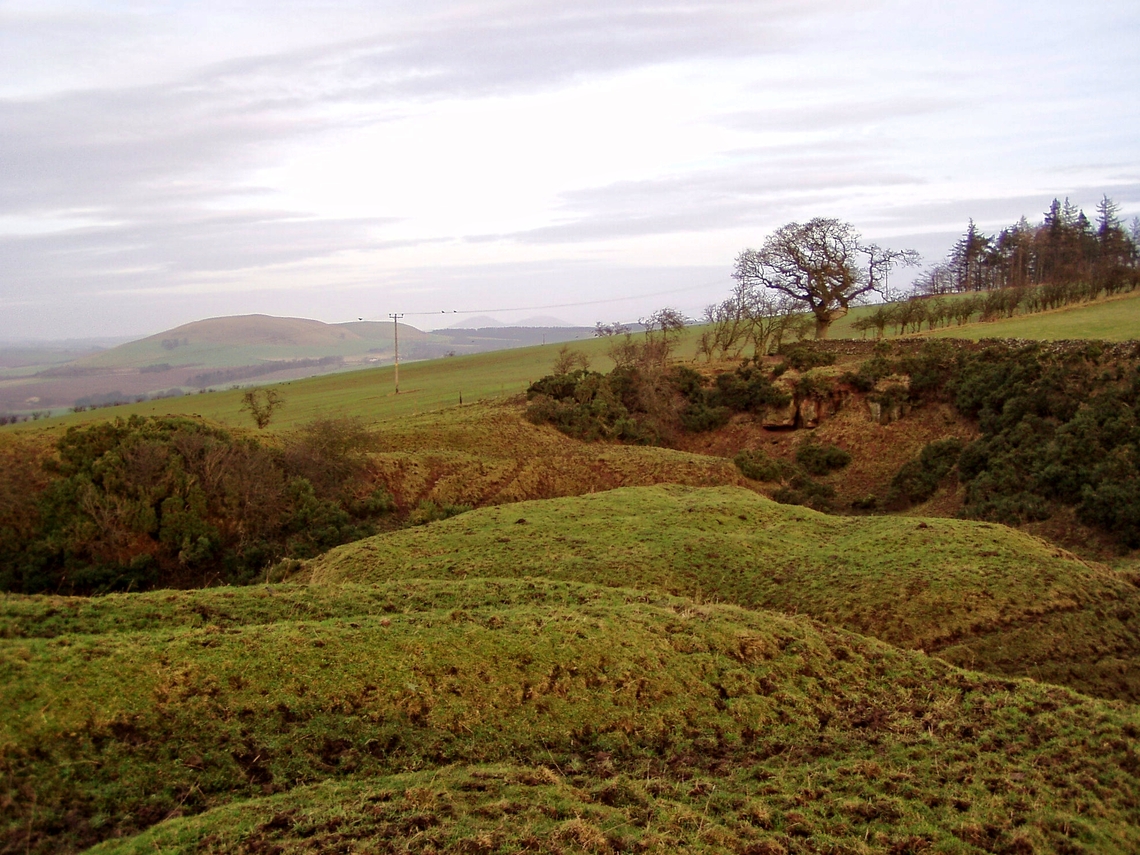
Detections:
[7, 289, 1140, 437]
[1, 334, 625, 436]
[926, 290, 1140, 342]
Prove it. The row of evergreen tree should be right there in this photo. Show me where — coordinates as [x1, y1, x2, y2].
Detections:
[917, 196, 1139, 296]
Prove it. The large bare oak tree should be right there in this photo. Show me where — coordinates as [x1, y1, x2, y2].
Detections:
[734, 218, 919, 339]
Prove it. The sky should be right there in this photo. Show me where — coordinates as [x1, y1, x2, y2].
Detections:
[1, 0, 1138, 341]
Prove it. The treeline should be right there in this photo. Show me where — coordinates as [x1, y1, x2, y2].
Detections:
[72, 388, 185, 412]
[187, 356, 343, 388]
[920, 196, 1139, 296]
[850, 276, 1138, 338]
[0, 416, 396, 594]
[0, 412, 50, 425]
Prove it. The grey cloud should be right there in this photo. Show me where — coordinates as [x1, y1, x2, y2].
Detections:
[0, 211, 394, 299]
[0, 0, 837, 311]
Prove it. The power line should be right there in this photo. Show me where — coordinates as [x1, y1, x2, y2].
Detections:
[354, 276, 729, 322]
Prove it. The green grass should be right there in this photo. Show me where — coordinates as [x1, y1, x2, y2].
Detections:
[926, 290, 1140, 342]
[3, 579, 1139, 854]
[2, 335, 626, 435]
[306, 484, 1140, 701]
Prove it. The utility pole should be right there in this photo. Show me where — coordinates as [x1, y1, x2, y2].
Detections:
[388, 313, 404, 393]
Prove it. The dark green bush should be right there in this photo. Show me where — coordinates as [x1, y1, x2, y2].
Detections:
[885, 438, 964, 509]
[0, 416, 396, 595]
[838, 355, 894, 392]
[773, 474, 835, 510]
[733, 449, 784, 482]
[795, 440, 851, 476]
[706, 366, 791, 413]
[777, 344, 837, 372]
[409, 500, 473, 527]
[795, 371, 833, 398]
[680, 403, 731, 433]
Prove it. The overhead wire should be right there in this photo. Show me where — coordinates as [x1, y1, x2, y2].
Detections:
[353, 275, 730, 322]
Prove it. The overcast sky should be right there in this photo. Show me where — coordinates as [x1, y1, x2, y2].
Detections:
[2, 0, 1138, 340]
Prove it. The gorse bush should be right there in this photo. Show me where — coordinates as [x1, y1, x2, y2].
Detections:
[776, 344, 837, 372]
[942, 343, 1140, 544]
[772, 471, 836, 511]
[0, 415, 396, 594]
[795, 439, 852, 476]
[408, 499, 474, 526]
[526, 362, 791, 443]
[733, 448, 785, 482]
[886, 438, 965, 509]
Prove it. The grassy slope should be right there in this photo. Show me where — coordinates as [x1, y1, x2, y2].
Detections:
[922, 290, 1140, 342]
[306, 484, 1140, 701]
[2, 333, 624, 436]
[3, 580, 1138, 854]
[362, 402, 748, 510]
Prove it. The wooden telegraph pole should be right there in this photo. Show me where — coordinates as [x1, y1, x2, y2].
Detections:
[388, 313, 404, 393]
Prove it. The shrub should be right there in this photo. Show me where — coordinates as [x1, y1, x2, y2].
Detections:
[2, 415, 397, 594]
[733, 449, 784, 482]
[680, 403, 731, 433]
[777, 344, 836, 372]
[773, 474, 835, 510]
[795, 371, 833, 398]
[838, 356, 893, 392]
[795, 440, 851, 476]
[706, 366, 791, 413]
[409, 500, 472, 526]
[886, 438, 964, 509]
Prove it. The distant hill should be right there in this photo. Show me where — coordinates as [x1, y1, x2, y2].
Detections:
[0, 314, 594, 414]
[443, 314, 507, 328]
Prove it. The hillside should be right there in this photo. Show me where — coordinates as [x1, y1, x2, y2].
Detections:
[4, 579, 1139, 854]
[0, 315, 593, 416]
[305, 484, 1140, 702]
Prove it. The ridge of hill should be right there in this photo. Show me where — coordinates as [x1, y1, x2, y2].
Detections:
[0, 315, 593, 414]
[4, 579, 1139, 854]
[305, 484, 1140, 702]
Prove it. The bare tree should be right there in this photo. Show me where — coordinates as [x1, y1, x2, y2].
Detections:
[552, 345, 590, 375]
[734, 218, 919, 339]
[594, 321, 630, 337]
[698, 283, 801, 360]
[240, 388, 284, 429]
[639, 307, 687, 367]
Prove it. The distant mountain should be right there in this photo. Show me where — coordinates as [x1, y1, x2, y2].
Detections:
[444, 315, 506, 329]
[515, 315, 574, 327]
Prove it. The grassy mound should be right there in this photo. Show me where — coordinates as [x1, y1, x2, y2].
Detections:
[306, 485, 1140, 700]
[3, 579, 1139, 854]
